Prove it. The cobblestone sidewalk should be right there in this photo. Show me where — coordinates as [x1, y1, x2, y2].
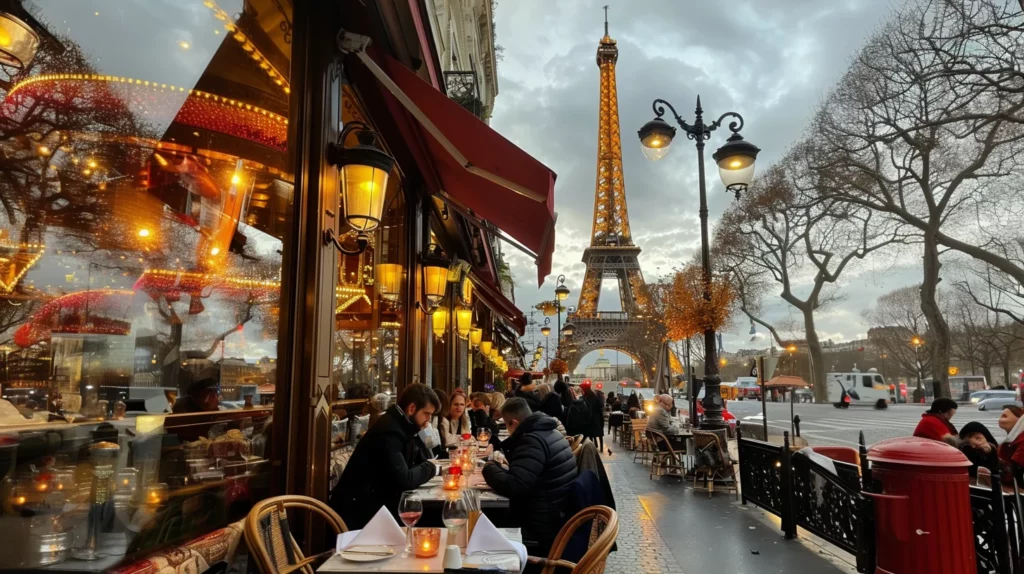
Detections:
[603, 458, 686, 574]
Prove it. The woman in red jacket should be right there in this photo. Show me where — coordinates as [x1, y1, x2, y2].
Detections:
[912, 398, 958, 443]
[998, 406, 1024, 485]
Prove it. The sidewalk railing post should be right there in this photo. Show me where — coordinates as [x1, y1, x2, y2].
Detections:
[737, 426, 747, 506]
[781, 431, 796, 539]
[858, 431, 871, 492]
[989, 474, 1012, 574]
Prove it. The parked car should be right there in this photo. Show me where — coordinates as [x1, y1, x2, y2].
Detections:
[970, 390, 1015, 404]
[977, 397, 1022, 411]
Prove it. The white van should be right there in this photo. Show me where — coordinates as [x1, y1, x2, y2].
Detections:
[827, 369, 890, 407]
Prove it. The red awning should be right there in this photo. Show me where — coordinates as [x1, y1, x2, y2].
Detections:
[470, 273, 526, 336]
[357, 49, 557, 285]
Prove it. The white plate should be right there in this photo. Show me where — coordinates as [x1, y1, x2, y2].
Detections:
[339, 545, 396, 562]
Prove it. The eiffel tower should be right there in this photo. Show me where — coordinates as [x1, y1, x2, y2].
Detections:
[563, 11, 659, 379]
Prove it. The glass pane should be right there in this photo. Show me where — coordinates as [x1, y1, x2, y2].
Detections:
[0, 0, 292, 569]
[332, 89, 406, 403]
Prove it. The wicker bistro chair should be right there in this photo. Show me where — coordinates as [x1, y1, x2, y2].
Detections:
[245, 495, 348, 574]
[691, 431, 739, 499]
[527, 505, 619, 574]
[630, 419, 650, 464]
[646, 429, 686, 481]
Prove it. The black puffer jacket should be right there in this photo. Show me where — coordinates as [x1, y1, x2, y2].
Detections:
[583, 390, 605, 437]
[515, 388, 541, 412]
[538, 392, 563, 421]
[483, 412, 577, 554]
[330, 406, 436, 529]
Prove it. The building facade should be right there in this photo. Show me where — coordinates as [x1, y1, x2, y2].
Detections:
[0, 0, 556, 569]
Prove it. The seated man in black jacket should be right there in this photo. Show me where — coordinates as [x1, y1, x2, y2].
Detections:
[330, 383, 442, 529]
[482, 398, 577, 558]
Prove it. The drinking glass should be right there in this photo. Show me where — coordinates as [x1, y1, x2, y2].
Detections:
[442, 497, 469, 547]
[398, 491, 423, 555]
[476, 427, 491, 447]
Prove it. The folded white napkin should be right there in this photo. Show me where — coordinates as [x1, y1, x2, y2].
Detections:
[465, 513, 527, 573]
[336, 507, 407, 552]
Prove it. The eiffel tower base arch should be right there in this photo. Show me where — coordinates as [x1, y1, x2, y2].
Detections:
[563, 315, 659, 384]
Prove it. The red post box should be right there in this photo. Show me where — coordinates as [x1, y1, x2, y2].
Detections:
[866, 437, 975, 574]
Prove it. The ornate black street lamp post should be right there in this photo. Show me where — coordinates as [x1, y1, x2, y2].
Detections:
[554, 274, 570, 357]
[637, 97, 760, 429]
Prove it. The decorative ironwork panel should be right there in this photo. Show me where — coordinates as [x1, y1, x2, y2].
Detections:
[738, 437, 784, 516]
[791, 452, 865, 556]
[444, 71, 482, 119]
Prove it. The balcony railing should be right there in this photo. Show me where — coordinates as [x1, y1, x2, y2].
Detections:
[444, 70, 484, 120]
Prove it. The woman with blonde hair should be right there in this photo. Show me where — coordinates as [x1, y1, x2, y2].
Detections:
[439, 388, 472, 445]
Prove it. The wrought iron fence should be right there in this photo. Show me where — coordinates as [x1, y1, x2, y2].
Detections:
[791, 451, 874, 572]
[737, 430, 785, 517]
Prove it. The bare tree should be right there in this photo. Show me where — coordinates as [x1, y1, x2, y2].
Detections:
[807, 0, 1024, 396]
[716, 159, 908, 402]
[865, 286, 935, 388]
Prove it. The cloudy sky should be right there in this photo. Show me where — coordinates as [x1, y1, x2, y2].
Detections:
[488, 0, 927, 371]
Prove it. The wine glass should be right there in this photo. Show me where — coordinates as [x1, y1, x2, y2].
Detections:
[442, 496, 469, 547]
[398, 491, 423, 555]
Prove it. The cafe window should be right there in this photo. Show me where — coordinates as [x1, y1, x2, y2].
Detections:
[332, 87, 407, 404]
[0, 0, 292, 569]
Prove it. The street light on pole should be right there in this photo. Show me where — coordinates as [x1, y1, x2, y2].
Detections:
[555, 275, 570, 358]
[911, 336, 924, 401]
[638, 97, 760, 429]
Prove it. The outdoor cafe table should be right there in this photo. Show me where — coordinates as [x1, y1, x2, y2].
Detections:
[415, 473, 509, 508]
[318, 527, 522, 572]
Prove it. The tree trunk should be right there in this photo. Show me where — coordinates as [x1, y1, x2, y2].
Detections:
[920, 233, 951, 398]
[1003, 358, 1011, 388]
[804, 310, 828, 403]
[984, 365, 993, 388]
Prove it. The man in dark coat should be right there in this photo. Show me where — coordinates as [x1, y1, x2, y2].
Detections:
[483, 398, 577, 557]
[469, 393, 501, 447]
[580, 381, 605, 450]
[514, 372, 541, 412]
[330, 384, 441, 529]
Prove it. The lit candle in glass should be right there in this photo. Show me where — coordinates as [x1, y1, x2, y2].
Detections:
[144, 483, 169, 506]
[443, 466, 462, 491]
[412, 528, 441, 558]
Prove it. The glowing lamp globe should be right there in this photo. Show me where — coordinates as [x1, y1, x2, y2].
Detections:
[637, 117, 676, 161]
[335, 131, 393, 232]
[455, 305, 472, 339]
[431, 306, 449, 339]
[479, 341, 493, 356]
[0, 13, 39, 69]
[712, 133, 760, 195]
[375, 263, 402, 301]
[469, 327, 482, 347]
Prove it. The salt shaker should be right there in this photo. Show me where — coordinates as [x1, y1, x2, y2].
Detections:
[442, 545, 463, 569]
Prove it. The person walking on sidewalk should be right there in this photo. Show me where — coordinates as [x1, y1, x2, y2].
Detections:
[913, 397, 958, 444]
[580, 380, 605, 450]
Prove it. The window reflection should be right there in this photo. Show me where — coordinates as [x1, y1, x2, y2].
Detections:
[0, 0, 291, 569]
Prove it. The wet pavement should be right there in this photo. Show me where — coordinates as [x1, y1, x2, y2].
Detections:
[601, 431, 853, 573]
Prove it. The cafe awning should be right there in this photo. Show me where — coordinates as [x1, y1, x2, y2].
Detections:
[470, 272, 526, 336]
[352, 47, 557, 286]
[764, 375, 809, 388]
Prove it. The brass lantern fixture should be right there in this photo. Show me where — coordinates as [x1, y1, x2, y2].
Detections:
[455, 305, 472, 339]
[541, 318, 551, 337]
[479, 340, 493, 356]
[0, 12, 40, 69]
[375, 263, 402, 301]
[325, 121, 394, 255]
[431, 306, 449, 339]
[422, 244, 450, 308]
[469, 327, 482, 347]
